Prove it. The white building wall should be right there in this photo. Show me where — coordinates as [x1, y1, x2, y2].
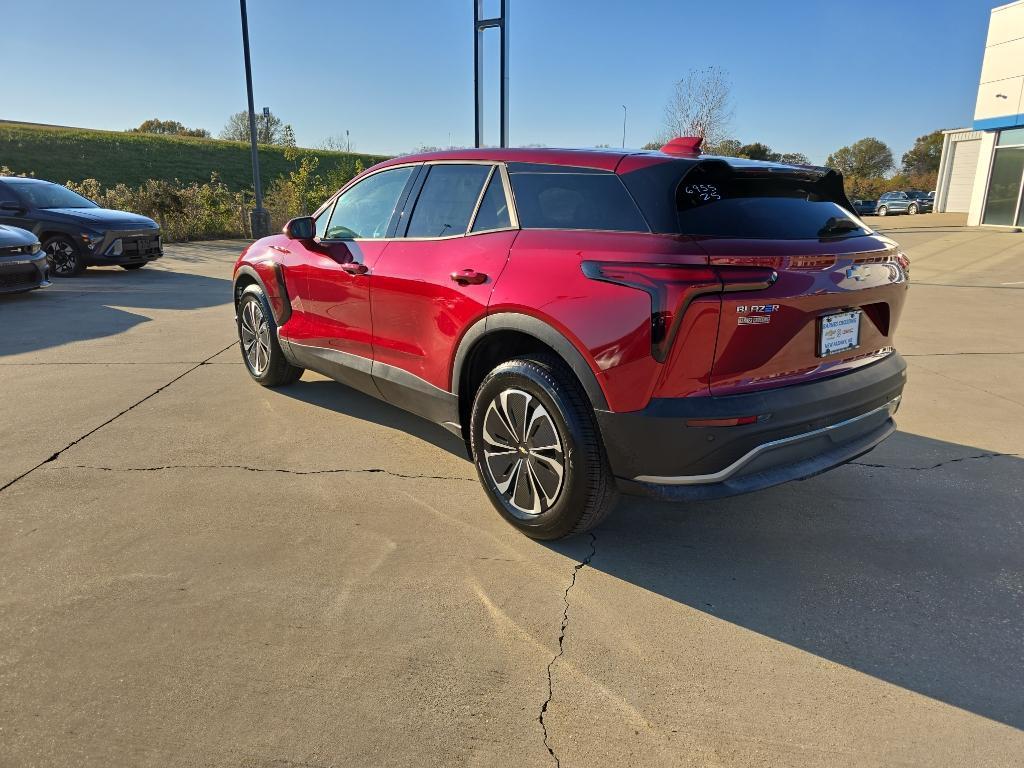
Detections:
[967, 132, 998, 226]
[974, 0, 1024, 129]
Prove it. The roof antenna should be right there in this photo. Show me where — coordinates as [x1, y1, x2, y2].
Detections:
[660, 136, 703, 156]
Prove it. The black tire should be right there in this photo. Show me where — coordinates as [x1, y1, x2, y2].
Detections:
[470, 354, 617, 540]
[43, 235, 85, 277]
[907, 203, 918, 215]
[236, 284, 303, 387]
[121, 263, 146, 270]
[877, 205, 888, 217]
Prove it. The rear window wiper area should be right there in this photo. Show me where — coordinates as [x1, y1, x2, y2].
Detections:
[818, 217, 863, 238]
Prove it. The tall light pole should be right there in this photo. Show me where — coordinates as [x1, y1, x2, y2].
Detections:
[621, 105, 627, 148]
[239, 0, 269, 237]
[474, 0, 509, 148]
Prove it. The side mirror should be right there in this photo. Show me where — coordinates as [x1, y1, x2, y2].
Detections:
[0, 201, 23, 212]
[284, 216, 315, 240]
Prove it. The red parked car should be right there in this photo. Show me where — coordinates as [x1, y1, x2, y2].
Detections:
[233, 139, 908, 539]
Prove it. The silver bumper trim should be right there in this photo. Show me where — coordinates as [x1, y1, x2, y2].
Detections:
[633, 396, 901, 486]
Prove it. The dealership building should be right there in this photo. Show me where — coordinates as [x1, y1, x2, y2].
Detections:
[934, 0, 1024, 227]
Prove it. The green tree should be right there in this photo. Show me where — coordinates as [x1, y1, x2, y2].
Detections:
[737, 142, 780, 161]
[826, 138, 893, 178]
[220, 110, 287, 145]
[778, 152, 810, 165]
[130, 118, 210, 138]
[901, 130, 945, 177]
[706, 138, 742, 156]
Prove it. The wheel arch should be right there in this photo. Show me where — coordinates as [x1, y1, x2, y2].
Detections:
[233, 263, 292, 325]
[452, 313, 609, 445]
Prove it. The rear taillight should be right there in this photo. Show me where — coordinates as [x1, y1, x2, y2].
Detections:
[582, 261, 776, 362]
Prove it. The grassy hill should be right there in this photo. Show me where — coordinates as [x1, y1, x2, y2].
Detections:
[0, 120, 388, 190]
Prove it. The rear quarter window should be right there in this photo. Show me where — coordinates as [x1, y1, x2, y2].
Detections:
[508, 166, 648, 232]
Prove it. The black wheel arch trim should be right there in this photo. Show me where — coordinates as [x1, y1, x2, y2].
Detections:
[452, 312, 610, 411]
[233, 263, 292, 325]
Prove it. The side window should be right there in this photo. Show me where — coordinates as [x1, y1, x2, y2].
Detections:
[507, 166, 648, 232]
[471, 170, 512, 232]
[314, 198, 335, 239]
[325, 166, 415, 239]
[0, 183, 18, 205]
[406, 164, 491, 238]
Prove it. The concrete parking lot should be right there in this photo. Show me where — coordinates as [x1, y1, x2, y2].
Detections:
[1, 216, 1022, 766]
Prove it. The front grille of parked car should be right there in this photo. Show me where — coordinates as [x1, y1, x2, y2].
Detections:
[121, 235, 162, 258]
[0, 265, 39, 289]
[0, 244, 37, 257]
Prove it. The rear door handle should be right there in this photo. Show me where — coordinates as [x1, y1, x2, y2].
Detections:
[341, 262, 369, 275]
[451, 268, 487, 285]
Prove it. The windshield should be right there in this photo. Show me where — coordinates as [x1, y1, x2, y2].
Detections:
[6, 179, 98, 209]
[676, 168, 868, 240]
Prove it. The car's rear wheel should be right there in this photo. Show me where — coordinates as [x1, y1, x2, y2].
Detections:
[43, 235, 85, 277]
[121, 263, 146, 270]
[907, 203, 918, 215]
[470, 354, 617, 540]
[877, 205, 888, 217]
[237, 284, 303, 387]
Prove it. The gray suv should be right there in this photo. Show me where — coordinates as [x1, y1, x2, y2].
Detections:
[876, 190, 933, 216]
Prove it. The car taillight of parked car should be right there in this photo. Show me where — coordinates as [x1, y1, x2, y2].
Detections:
[581, 261, 777, 361]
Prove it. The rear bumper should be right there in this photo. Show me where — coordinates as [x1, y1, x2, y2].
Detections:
[596, 352, 907, 500]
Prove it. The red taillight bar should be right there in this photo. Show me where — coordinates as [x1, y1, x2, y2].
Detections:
[581, 261, 777, 362]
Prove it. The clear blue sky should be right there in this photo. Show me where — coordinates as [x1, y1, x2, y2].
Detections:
[2, 0, 997, 164]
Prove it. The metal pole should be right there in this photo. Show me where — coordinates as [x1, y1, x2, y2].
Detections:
[475, 0, 483, 148]
[621, 105, 627, 148]
[474, 1, 507, 149]
[499, 0, 509, 148]
[240, 0, 269, 237]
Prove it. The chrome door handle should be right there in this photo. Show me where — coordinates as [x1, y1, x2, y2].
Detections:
[341, 262, 369, 275]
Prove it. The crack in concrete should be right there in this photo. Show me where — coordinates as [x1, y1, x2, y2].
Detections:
[68, 464, 477, 483]
[0, 341, 237, 495]
[851, 452, 1021, 471]
[539, 532, 596, 767]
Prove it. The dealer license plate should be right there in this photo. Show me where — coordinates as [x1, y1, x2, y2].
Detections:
[819, 311, 861, 357]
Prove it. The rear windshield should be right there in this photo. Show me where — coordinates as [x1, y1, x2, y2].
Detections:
[507, 165, 648, 232]
[676, 166, 866, 240]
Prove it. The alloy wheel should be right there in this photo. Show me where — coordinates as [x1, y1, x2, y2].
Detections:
[240, 298, 271, 375]
[45, 239, 78, 275]
[482, 388, 566, 517]
[908, 204, 918, 215]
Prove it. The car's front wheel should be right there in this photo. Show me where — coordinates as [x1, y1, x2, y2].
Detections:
[877, 205, 888, 217]
[237, 284, 303, 387]
[907, 203, 919, 215]
[470, 354, 617, 540]
[43, 235, 85, 277]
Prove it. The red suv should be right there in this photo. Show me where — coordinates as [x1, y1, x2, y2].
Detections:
[233, 140, 908, 540]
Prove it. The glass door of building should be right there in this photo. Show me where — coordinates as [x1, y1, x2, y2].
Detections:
[982, 128, 1024, 226]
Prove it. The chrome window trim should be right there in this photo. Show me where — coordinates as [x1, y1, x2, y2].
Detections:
[634, 396, 901, 486]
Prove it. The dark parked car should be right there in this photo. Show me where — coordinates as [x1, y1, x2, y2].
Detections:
[0, 224, 49, 294]
[232, 142, 908, 539]
[876, 190, 933, 216]
[851, 198, 877, 216]
[0, 177, 162, 276]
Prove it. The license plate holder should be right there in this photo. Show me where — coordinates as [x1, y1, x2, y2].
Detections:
[818, 310, 861, 357]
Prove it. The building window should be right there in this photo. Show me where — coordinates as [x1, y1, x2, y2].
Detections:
[982, 131, 1024, 226]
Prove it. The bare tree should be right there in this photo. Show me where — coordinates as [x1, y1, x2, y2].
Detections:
[662, 66, 734, 149]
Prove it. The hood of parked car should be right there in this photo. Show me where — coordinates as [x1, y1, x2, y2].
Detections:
[0, 224, 39, 248]
[36, 207, 159, 231]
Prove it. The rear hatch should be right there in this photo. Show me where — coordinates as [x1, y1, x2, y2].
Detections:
[676, 160, 909, 396]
